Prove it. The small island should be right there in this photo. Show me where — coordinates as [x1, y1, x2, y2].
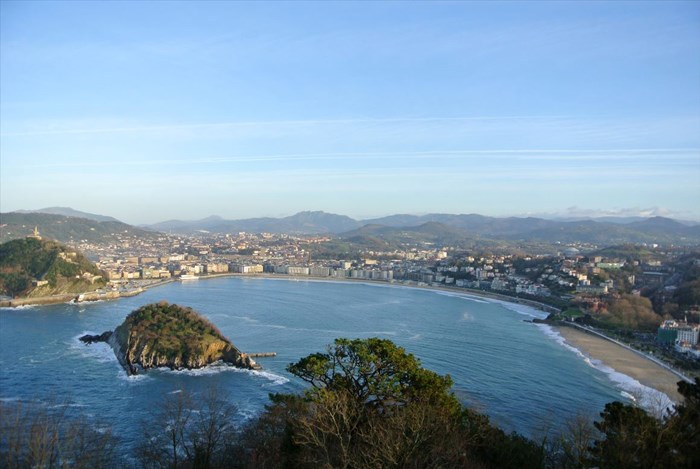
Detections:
[80, 301, 260, 375]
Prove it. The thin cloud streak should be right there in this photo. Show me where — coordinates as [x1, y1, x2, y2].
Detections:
[0, 115, 570, 137]
[15, 148, 699, 169]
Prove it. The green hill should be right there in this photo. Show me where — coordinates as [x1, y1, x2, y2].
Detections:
[0, 237, 106, 298]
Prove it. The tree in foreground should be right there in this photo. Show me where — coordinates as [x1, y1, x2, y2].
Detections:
[588, 377, 700, 469]
[0, 400, 116, 468]
[137, 387, 237, 469]
[237, 337, 544, 469]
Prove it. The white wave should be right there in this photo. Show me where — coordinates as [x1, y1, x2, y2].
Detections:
[249, 369, 290, 385]
[236, 407, 259, 421]
[433, 290, 491, 304]
[168, 389, 183, 394]
[536, 324, 674, 413]
[0, 304, 38, 310]
[69, 331, 289, 385]
[461, 311, 474, 322]
[234, 316, 260, 323]
[68, 298, 110, 306]
[94, 425, 111, 434]
[48, 403, 87, 409]
[246, 321, 396, 336]
[0, 397, 22, 403]
[495, 300, 548, 320]
[158, 362, 290, 385]
[69, 331, 116, 363]
[117, 371, 150, 382]
[408, 334, 422, 340]
[592, 360, 674, 413]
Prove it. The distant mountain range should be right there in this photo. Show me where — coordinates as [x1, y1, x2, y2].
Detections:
[350, 218, 700, 247]
[140, 210, 700, 245]
[3, 208, 700, 247]
[146, 211, 360, 235]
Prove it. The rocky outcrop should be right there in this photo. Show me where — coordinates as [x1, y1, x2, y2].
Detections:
[80, 302, 260, 375]
[79, 331, 113, 344]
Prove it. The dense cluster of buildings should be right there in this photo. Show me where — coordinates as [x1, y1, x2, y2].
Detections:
[64, 227, 697, 330]
[69, 229, 688, 303]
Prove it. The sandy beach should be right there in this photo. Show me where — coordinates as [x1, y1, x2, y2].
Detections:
[555, 325, 685, 404]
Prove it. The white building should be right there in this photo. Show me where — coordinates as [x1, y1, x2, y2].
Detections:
[288, 266, 310, 276]
[677, 326, 699, 346]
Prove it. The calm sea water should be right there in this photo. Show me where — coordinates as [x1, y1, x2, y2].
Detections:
[0, 277, 661, 454]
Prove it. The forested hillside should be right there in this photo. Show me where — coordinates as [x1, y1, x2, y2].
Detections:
[0, 238, 105, 297]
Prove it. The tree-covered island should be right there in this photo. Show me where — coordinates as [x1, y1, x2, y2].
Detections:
[80, 302, 260, 375]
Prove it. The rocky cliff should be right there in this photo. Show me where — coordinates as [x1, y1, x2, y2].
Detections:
[80, 302, 259, 375]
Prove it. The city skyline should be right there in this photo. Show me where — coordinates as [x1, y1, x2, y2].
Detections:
[1, 1, 699, 224]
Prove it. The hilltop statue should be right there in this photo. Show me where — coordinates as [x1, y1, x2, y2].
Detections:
[26, 226, 42, 240]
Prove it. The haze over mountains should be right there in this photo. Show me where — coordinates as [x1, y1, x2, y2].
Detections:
[15, 207, 120, 223]
[140, 211, 700, 244]
[2, 208, 700, 247]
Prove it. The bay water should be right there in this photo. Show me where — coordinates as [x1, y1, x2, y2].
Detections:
[0, 277, 659, 455]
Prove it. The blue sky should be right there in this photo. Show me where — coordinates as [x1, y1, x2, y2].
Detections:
[1, 1, 699, 224]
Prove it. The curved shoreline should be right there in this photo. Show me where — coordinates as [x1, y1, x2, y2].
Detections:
[1, 272, 558, 314]
[173, 274, 691, 406]
[0, 278, 175, 308]
[179, 272, 562, 313]
[553, 324, 687, 405]
[3, 272, 687, 407]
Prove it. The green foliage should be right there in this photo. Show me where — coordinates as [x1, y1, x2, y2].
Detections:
[287, 337, 460, 413]
[234, 338, 545, 468]
[116, 302, 228, 368]
[591, 244, 658, 262]
[662, 378, 700, 468]
[591, 401, 662, 467]
[675, 279, 700, 309]
[0, 238, 104, 297]
[586, 378, 700, 468]
[599, 294, 661, 331]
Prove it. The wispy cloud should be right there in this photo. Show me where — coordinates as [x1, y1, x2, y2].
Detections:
[16, 148, 699, 169]
[0, 115, 567, 137]
[529, 206, 698, 221]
